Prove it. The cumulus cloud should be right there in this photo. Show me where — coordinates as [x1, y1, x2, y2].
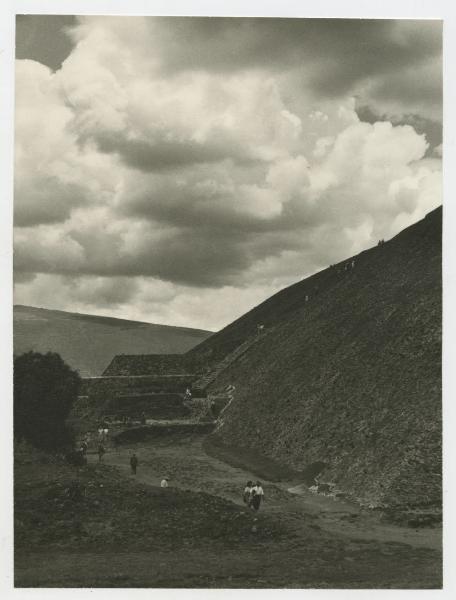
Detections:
[14, 16, 442, 330]
[133, 18, 442, 122]
[14, 59, 119, 228]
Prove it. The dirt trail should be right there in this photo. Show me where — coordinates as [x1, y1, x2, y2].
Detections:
[91, 434, 441, 552]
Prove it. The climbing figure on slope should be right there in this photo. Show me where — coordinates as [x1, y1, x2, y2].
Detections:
[250, 481, 265, 512]
[209, 398, 216, 418]
[243, 480, 253, 506]
[130, 453, 138, 475]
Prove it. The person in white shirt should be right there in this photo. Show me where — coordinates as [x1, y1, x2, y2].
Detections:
[250, 481, 265, 511]
[160, 478, 169, 488]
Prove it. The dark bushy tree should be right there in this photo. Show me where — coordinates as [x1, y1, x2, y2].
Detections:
[14, 352, 81, 451]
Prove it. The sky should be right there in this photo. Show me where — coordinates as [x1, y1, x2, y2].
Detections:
[13, 16, 442, 331]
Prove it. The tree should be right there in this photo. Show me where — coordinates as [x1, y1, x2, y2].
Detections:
[14, 352, 81, 451]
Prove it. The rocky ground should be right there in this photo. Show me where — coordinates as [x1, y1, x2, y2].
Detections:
[14, 433, 442, 588]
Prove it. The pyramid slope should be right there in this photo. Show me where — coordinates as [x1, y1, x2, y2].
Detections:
[202, 207, 442, 508]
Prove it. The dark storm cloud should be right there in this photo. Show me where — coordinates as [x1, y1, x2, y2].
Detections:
[92, 131, 257, 173]
[117, 183, 280, 234]
[367, 61, 442, 106]
[149, 18, 442, 103]
[95, 133, 222, 171]
[13, 187, 351, 288]
[141, 231, 251, 287]
[14, 176, 89, 227]
[14, 223, 253, 288]
[13, 271, 37, 285]
[63, 275, 140, 307]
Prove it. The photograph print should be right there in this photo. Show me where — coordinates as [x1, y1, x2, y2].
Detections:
[13, 15, 442, 589]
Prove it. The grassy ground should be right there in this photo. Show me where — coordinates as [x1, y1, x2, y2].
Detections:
[14, 435, 442, 588]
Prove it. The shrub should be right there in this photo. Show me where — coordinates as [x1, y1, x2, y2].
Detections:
[14, 352, 81, 451]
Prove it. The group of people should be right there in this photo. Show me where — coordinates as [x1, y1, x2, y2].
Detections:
[243, 480, 265, 511]
[98, 426, 109, 441]
[76, 439, 266, 512]
[328, 259, 356, 273]
[77, 430, 107, 462]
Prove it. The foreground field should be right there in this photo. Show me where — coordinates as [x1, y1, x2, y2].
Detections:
[15, 435, 442, 588]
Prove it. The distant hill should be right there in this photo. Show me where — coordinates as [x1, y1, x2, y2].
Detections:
[13, 306, 212, 377]
[192, 207, 442, 510]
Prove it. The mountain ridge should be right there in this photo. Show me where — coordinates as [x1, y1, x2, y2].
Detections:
[14, 305, 212, 377]
[14, 304, 212, 334]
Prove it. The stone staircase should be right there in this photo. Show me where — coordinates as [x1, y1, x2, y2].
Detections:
[192, 330, 270, 395]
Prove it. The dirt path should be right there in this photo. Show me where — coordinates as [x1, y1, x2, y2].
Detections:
[91, 434, 441, 552]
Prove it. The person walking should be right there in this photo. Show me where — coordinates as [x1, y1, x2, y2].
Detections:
[130, 453, 138, 475]
[250, 481, 265, 512]
[97, 443, 105, 462]
[243, 481, 253, 506]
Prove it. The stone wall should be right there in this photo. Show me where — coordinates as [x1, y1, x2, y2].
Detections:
[81, 374, 196, 397]
[103, 354, 197, 376]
